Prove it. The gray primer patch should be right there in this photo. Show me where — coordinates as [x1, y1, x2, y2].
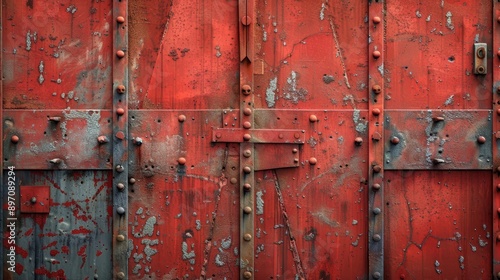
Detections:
[142, 239, 159, 262]
[221, 237, 231, 250]
[320, 3, 326, 20]
[444, 95, 454, 106]
[133, 252, 144, 263]
[195, 220, 201, 231]
[266, 77, 277, 108]
[377, 64, 384, 76]
[26, 31, 32, 51]
[283, 71, 308, 104]
[38, 60, 44, 84]
[136, 207, 144, 215]
[322, 74, 334, 84]
[353, 109, 367, 133]
[215, 254, 225, 266]
[446, 11, 454, 30]
[132, 264, 142, 274]
[182, 241, 195, 261]
[256, 191, 264, 215]
[134, 216, 157, 238]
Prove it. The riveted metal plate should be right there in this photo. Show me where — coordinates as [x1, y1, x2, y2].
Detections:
[20, 186, 50, 213]
[212, 128, 306, 144]
[254, 144, 300, 171]
[3, 110, 113, 169]
[384, 110, 492, 170]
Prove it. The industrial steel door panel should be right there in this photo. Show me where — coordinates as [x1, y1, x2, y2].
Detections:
[3, 0, 500, 279]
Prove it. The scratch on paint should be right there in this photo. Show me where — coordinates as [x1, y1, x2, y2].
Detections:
[329, 17, 351, 89]
[272, 171, 306, 279]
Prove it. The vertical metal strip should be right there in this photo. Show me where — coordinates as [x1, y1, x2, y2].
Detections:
[113, 0, 129, 279]
[368, 0, 385, 279]
[493, 2, 500, 278]
[239, 0, 255, 279]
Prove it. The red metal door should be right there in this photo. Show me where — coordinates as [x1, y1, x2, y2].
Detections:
[2, 0, 500, 279]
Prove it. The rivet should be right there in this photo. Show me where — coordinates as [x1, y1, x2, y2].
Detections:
[497, 86, 500, 95]
[116, 50, 125, 58]
[241, 16, 252, 26]
[373, 272, 381, 279]
[294, 158, 299, 163]
[49, 158, 62, 164]
[497, 208, 500, 214]
[373, 208, 381, 215]
[243, 134, 252, 141]
[477, 136, 486, 144]
[216, 132, 222, 139]
[309, 157, 317, 165]
[372, 16, 381, 24]
[30, 197, 37, 204]
[243, 233, 252, 241]
[178, 157, 187, 165]
[292, 148, 298, 153]
[116, 85, 126, 94]
[48, 116, 61, 122]
[498, 17, 500, 23]
[354, 137, 363, 146]
[372, 132, 382, 141]
[178, 115, 186, 122]
[11, 135, 19, 143]
[391, 136, 400, 144]
[372, 108, 381, 116]
[497, 271, 500, 279]
[372, 85, 382, 94]
[243, 108, 252, 116]
[116, 234, 125, 242]
[243, 206, 252, 214]
[116, 108, 125, 115]
[373, 234, 381, 241]
[133, 137, 143, 146]
[372, 183, 381, 191]
[497, 108, 500, 116]
[373, 165, 382, 173]
[243, 150, 252, 157]
[117, 183, 125, 191]
[432, 116, 445, 122]
[116, 16, 125, 23]
[243, 166, 252, 173]
[372, 50, 381, 59]
[116, 165, 124, 172]
[242, 84, 252, 95]
[116, 272, 125, 279]
[97, 135, 109, 144]
[129, 178, 136, 184]
[400, 274, 406, 279]
[115, 131, 125, 140]
[243, 121, 252, 129]
[116, 207, 126, 215]
[497, 234, 500, 242]
[294, 133, 300, 139]
[230, 178, 238, 184]
[243, 271, 252, 279]
[309, 115, 318, 122]
[243, 183, 252, 191]
[497, 50, 500, 58]
[278, 133, 284, 139]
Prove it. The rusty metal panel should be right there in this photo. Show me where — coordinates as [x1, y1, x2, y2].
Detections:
[253, 0, 368, 110]
[384, 110, 492, 170]
[2, 1, 113, 109]
[4, 170, 112, 279]
[384, 0, 492, 110]
[3, 110, 112, 169]
[384, 171, 492, 279]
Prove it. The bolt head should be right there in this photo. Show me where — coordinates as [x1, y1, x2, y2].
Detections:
[354, 137, 363, 146]
[11, 135, 19, 143]
[372, 183, 381, 191]
[116, 108, 125, 115]
[400, 274, 406, 279]
[243, 108, 252, 116]
[292, 148, 298, 153]
[497, 86, 500, 94]
[116, 85, 126, 94]
[116, 50, 125, 58]
[178, 115, 186, 122]
[243, 271, 252, 279]
[178, 157, 186, 165]
[115, 131, 125, 140]
[373, 208, 381, 215]
[129, 178, 136, 184]
[372, 108, 381, 116]
[243, 150, 252, 157]
[309, 157, 317, 165]
[497, 16, 500, 23]
[391, 136, 400, 144]
[30, 197, 37, 204]
[117, 183, 125, 191]
[116, 272, 125, 279]
[116, 165, 124, 172]
[243, 121, 252, 129]
[372, 85, 382, 94]
[372, 50, 381, 59]
[373, 165, 382, 173]
[243, 183, 252, 191]
[97, 135, 109, 144]
[116, 207, 126, 215]
[116, 234, 125, 242]
[243, 166, 252, 174]
[372, 16, 381, 24]
[309, 115, 318, 122]
[116, 16, 125, 23]
[243, 134, 252, 141]
[230, 178, 238, 184]
[241, 16, 252, 26]
[477, 136, 486, 144]
[242, 85, 252, 95]
[373, 234, 381, 242]
[294, 133, 301, 139]
[243, 206, 252, 214]
[243, 233, 252, 241]
[497, 234, 500, 242]
[373, 272, 381, 279]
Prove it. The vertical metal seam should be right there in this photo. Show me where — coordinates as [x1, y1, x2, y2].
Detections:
[368, 0, 385, 279]
[113, 0, 129, 278]
[493, 2, 500, 278]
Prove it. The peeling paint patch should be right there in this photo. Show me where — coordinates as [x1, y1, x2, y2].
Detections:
[215, 46, 222, 58]
[182, 241, 195, 261]
[320, 3, 326, 20]
[444, 95, 454, 106]
[195, 220, 201, 231]
[142, 239, 159, 262]
[266, 77, 277, 108]
[322, 74, 334, 84]
[311, 209, 339, 227]
[377, 64, 384, 76]
[26, 31, 32, 51]
[353, 109, 367, 133]
[214, 254, 225, 266]
[445, 11, 454, 30]
[221, 237, 231, 250]
[66, 4, 77, 14]
[283, 71, 308, 104]
[256, 191, 264, 215]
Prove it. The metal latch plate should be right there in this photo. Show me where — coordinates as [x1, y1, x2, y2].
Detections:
[20, 186, 50, 213]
